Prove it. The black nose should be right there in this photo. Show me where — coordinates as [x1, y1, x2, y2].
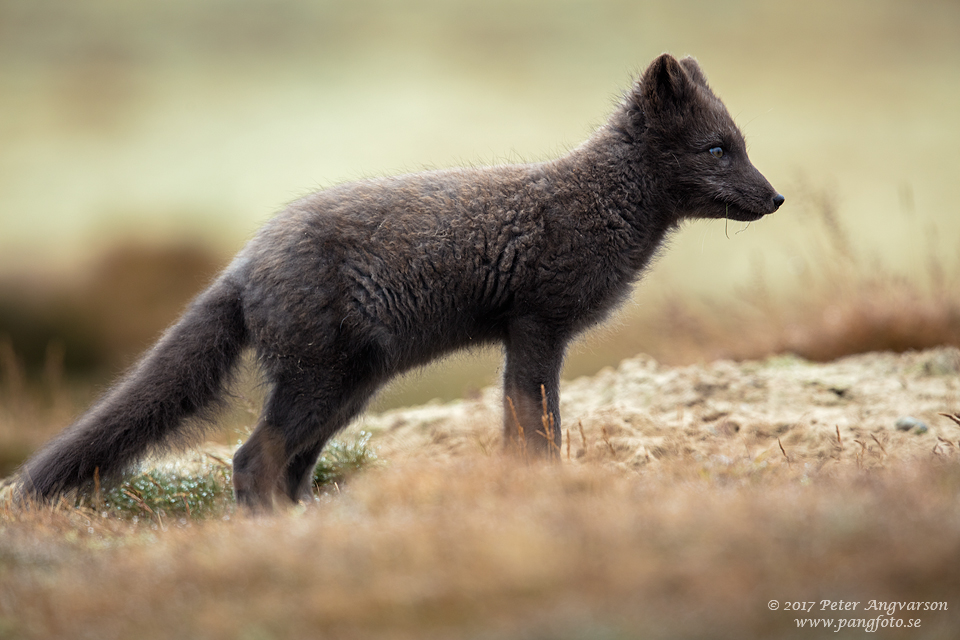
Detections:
[772, 193, 785, 210]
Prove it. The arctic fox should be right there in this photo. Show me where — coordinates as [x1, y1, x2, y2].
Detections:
[17, 54, 783, 510]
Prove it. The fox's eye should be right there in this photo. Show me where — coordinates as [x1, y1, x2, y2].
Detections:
[709, 147, 724, 159]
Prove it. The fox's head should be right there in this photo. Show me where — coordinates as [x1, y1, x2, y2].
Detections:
[618, 54, 784, 222]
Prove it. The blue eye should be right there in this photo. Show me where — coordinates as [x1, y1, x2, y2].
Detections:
[709, 147, 724, 159]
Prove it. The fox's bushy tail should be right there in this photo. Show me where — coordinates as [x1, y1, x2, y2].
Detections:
[17, 274, 248, 501]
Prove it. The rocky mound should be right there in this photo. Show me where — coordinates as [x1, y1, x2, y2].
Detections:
[363, 347, 960, 469]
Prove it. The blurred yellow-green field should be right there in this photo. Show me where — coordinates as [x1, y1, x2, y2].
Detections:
[2, 1, 956, 262]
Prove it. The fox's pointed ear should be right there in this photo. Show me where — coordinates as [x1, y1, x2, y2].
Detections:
[679, 56, 710, 89]
[639, 53, 693, 112]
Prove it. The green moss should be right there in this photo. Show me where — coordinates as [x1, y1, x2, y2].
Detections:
[76, 431, 379, 521]
[312, 431, 378, 489]
[80, 462, 234, 521]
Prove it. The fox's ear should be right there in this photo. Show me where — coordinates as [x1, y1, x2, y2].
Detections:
[679, 56, 710, 89]
[640, 53, 694, 113]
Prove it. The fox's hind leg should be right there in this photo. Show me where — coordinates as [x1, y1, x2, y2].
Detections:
[232, 380, 317, 511]
[232, 358, 379, 511]
[233, 389, 334, 511]
[232, 417, 287, 511]
[280, 389, 374, 502]
[283, 442, 327, 503]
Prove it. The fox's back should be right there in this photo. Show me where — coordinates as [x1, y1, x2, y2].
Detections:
[237, 165, 558, 367]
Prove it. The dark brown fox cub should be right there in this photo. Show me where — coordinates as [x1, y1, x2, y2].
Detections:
[17, 54, 783, 510]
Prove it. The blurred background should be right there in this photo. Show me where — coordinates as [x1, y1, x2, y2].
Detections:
[1, 0, 958, 460]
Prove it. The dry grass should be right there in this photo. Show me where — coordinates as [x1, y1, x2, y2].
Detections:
[2, 431, 959, 639]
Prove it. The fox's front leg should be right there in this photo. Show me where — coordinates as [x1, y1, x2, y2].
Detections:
[502, 320, 566, 458]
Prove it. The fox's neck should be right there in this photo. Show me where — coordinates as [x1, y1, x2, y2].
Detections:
[550, 125, 677, 272]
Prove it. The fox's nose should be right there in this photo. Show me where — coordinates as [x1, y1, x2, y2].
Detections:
[772, 193, 785, 210]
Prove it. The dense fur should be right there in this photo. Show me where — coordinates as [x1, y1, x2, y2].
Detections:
[16, 54, 783, 510]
